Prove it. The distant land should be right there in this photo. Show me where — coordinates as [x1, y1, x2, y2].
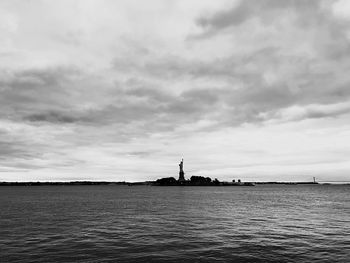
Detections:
[2, 159, 348, 186]
[1, 181, 347, 187]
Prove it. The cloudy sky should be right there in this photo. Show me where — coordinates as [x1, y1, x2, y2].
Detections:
[1, 0, 350, 182]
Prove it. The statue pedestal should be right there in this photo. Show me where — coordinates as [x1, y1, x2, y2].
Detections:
[178, 171, 185, 182]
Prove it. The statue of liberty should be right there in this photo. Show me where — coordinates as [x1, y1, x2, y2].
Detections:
[178, 158, 185, 182]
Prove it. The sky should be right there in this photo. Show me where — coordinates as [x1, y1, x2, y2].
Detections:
[1, 0, 350, 182]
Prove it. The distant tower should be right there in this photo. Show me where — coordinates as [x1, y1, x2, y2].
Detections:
[178, 158, 185, 182]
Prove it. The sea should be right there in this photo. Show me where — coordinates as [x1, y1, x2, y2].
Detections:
[0, 184, 349, 263]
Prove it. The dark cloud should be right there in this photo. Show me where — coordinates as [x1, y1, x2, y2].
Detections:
[113, 54, 239, 81]
[78, 87, 218, 132]
[196, 0, 322, 35]
[24, 110, 82, 123]
[113, 44, 350, 126]
[2, 1, 350, 135]
[0, 67, 81, 119]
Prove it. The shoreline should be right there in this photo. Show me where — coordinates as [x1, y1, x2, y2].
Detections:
[0, 181, 345, 186]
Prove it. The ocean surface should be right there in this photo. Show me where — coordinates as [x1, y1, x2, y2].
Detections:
[0, 185, 349, 263]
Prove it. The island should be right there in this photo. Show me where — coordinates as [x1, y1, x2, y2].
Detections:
[153, 158, 255, 186]
[0, 159, 322, 186]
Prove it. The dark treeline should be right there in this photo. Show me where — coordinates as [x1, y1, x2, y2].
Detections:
[154, 176, 251, 186]
[0, 181, 127, 186]
[254, 182, 318, 185]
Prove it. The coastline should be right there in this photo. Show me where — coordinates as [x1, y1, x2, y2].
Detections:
[0, 181, 327, 186]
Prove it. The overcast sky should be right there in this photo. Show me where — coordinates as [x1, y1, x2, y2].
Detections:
[1, 0, 350, 182]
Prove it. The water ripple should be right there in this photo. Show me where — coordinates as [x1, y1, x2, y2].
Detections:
[0, 185, 349, 262]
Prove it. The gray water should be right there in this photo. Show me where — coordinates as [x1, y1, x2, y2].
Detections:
[0, 185, 349, 262]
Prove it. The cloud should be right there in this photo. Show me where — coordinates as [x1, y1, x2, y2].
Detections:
[1, 0, 350, 181]
[0, 140, 37, 161]
[24, 111, 82, 124]
[0, 67, 80, 114]
[263, 102, 350, 122]
[195, 0, 322, 35]
[113, 45, 350, 128]
[332, 0, 350, 20]
[127, 151, 158, 157]
[2, 0, 350, 132]
[0, 125, 47, 170]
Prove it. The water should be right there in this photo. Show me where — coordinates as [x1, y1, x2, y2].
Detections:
[0, 185, 349, 262]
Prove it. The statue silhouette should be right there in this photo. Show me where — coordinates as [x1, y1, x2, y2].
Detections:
[178, 158, 185, 182]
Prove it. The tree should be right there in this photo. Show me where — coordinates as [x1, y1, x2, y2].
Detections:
[156, 177, 177, 185]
